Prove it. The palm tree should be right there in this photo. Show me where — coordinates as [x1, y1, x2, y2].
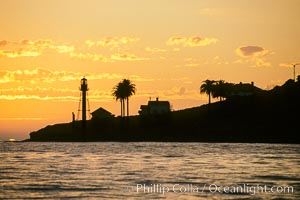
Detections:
[122, 79, 136, 117]
[212, 80, 226, 101]
[112, 82, 125, 117]
[200, 79, 215, 104]
[112, 79, 136, 117]
[223, 82, 235, 99]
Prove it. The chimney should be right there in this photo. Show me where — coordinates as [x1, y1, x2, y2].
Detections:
[251, 81, 254, 86]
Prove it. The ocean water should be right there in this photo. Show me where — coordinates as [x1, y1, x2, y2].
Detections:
[0, 142, 299, 200]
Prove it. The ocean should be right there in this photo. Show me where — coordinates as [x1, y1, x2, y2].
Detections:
[0, 142, 299, 199]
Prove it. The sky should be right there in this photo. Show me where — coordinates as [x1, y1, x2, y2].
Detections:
[0, 0, 299, 140]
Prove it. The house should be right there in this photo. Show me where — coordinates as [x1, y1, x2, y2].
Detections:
[91, 107, 114, 120]
[228, 82, 259, 97]
[139, 98, 171, 115]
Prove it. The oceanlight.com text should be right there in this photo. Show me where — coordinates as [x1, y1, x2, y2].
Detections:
[134, 183, 294, 196]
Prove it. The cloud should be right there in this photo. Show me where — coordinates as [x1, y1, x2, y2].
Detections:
[279, 63, 291, 68]
[166, 37, 186, 45]
[53, 45, 74, 53]
[236, 46, 270, 57]
[128, 75, 156, 82]
[70, 52, 111, 62]
[188, 37, 218, 47]
[85, 37, 140, 48]
[279, 63, 300, 68]
[0, 87, 201, 103]
[0, 68, 155, 84]
[254, 58, 271, 67]
[182, 56, 229, 67]
[145, 47, 166, 53]
[235, 57, 271, 67]
[0, 38, 144, 61]
[236, 46, 272, 67]
[0, 86, 114, 102]
[0, 71, 201, 104]
[0, 94, 79, 101]
[0, 39, 74, 58]
[0, 68, 121, 83]
[0, 50, 41, 58]
[184, 63, 200, 67]
[166, 36, 218, 47]
[110, 53, 148, 61]
[70, 52, 147, 62]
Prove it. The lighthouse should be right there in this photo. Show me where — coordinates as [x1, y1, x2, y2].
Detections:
[80, 77, 88, 121]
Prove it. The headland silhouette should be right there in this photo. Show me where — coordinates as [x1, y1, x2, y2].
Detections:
[28, 76, 300, 143]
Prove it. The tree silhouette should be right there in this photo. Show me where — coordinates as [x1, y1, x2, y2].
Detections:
[122, 79, 136, 117]
[223, 82, 235, 99]
[112, 82, 125, 117]
[112, 79, 136, 117]
[200, 80, 215, 104]
[212, 80, 226, 101]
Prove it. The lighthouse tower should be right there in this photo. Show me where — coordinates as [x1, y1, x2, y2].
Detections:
[77, 77, 90, 121]
[81, 78, 88, 121]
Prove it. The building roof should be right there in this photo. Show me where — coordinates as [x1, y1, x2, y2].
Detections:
[230, 83, 262, 94]
[140, 105, 148, 109]
[148, 101, 170, 107]
[91, 107, 113, 116]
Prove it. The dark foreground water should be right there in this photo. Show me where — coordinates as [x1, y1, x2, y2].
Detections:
[0, 142, 299, 199]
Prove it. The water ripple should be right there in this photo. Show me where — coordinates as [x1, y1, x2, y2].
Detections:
[0, 142, 299, 199]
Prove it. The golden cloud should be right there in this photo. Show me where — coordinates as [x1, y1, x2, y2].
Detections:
[0, 70, 199, 104]
[0, 94, 79, 101]
[0, 86, 114, 102]
[0, 39, 74, 58]
[184, 63, 200, 67]
[85, 37, 140, 48]
[0, 86, 203, 103]
[0, 38, 145, 61]
[70, 52, 147, 62]
[110, 53, 148, 61]
[279, 63, 291, 68]
[0, 50, 41, 58]
[254, 58, 271, 67]
[166, 37, 186, 45]
[0, 68, 156, 84]
[236, 46, 272, 67]
[70, 52, 111, 62]
[279, 63, 300, 68]
[166, 36, 218, 47]
[53, 45, 74, 53]
[145, 47, 166, 53]
[236, 46, 270, 57]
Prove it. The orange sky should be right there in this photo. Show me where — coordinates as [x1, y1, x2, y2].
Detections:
[0, 0, 300, 140]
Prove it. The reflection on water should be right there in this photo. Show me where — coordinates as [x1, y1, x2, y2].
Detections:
[0, 142, 299, 199]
